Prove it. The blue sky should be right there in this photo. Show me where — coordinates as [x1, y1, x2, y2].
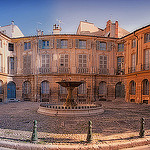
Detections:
[1, 0, 150, 36]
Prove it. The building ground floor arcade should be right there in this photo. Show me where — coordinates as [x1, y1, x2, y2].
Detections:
[0, 74, 126, 103]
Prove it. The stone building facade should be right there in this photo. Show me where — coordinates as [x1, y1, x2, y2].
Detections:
[0, 20, 150, 104]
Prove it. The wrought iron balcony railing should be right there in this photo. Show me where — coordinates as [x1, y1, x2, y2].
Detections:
[59, 67, 70, 74]
[76, 67, 89, 74]
[141, 64, 150, 71]
[39, 67, 51, 74]
[98, 68, 109, 75]
[128, 67, 136, 73]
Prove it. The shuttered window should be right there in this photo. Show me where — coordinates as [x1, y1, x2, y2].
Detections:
[41, 81, 49, 94]
[23, 55, 31, 74]
[42, 54, 50, 68]
[99, 81, 107, 95]
[144, 49, 150, 70]
[131, 54, 136, 72]
[76, 39, 86, 49]
[117, 57, 124, 71]
[60, 54, 68, 67]
[96, 41, 106, 50]
[60, 85, 67, 94]
[99, 55, 107, 69]
[61, 40, 68, 49]
[145, 33, 150, 43]
[22, 81, 31, 94]
[118, 43, 124, 52]
[78, 54, 87, 68]
[132, 39, 136, 48]
[24, 42, 31, 50]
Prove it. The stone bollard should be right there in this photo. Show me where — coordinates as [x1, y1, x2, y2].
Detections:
[31, 120, 38, 143]
[86, 120, 92, 143]
[139, 117, 145, 138]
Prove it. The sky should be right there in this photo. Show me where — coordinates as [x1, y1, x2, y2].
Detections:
[0, 0, 150, 36]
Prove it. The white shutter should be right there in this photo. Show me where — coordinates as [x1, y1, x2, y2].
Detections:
[68, 39, 73, 49]
[57, 39, 61, 49]
[50, 39, 54, 49]
[39, 40, 42, 49]
[87, 40, 91, 49]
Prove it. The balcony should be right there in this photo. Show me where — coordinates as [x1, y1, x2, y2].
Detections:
[141, 64, 150, 71]
[59, 67, 70, 74]
[76, 67, 89, 74]
[98, 68, 108, 75]
[39, 67, 51, 74]
[128, 67, 136, 73]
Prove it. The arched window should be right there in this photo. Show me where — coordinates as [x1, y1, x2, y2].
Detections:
[0, 80, 3, 94]
[142, 79, 149, 95]
[99, 81, 107, 95]
[41, 81, 49, 94]
[78, 83, 86, 94]
[22, 81, 31, 94]
[60, 85, 67, 94]
[130, 80, 136, 95]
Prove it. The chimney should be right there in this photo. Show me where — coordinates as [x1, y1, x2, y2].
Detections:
[53, 24, 61, 34]
[11, 21, 14, 25]
[37, 29, 43, 36]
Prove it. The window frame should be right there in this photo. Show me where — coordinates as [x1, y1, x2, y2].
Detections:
[118, 43, 124, 52]
[24, 42, 31, 51]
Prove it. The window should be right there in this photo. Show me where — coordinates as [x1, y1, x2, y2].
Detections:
[24, 42, 31, 50]
[78, 83, 86, 94]
[61, 40, 68, 49]
[60, 85, 67, 94]
[60, 54, 68, 67]
[117, 57, 124, 73]
[22, 81, 31, 94]
[42, 40, 49, 49]
[0, 80, 3, 94]
[41, 81, 49, 94]
[0, 40, 2, 48]
[42, 54, 50, 68]
[99, 55, 107, 74]
[79, 40, 86, 49]
[97, 41, 106, 50]
[78, 54, 87, 68]
[99, 81, 107, 95]
[145, 33, 150, 43]
[142, 79, 149, 95]
[118, 43, 124, 52]
[23, 55, 31, 74]
[132, 39, 136, 48]
[76, 39, 86, 49]
[144, 49, 150, 70]
[10, 57, 14, 70]
[131, 53, 136, 72]
[130, 81, 136, 95]
[8, 43, 14, 51]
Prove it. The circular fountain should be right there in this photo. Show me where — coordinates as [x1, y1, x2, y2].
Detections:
[38, 80, 104, 116]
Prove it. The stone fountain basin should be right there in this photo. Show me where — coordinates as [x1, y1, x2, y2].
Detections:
[37, 103, 104, 116]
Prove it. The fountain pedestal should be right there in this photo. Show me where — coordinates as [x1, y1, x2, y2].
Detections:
[56, 81, 84, 107]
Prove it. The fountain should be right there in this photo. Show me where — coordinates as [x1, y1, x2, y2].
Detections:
[38, 80, 104, 116]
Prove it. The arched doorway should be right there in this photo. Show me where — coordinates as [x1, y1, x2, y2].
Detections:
[7, 81, 16, 99]
[22, 81, 31, 101]
[40, 80, 50, 102]
[115, 82, 125, 99]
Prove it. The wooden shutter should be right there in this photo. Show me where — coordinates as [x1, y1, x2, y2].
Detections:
[68, 39, 73, 49]
[99, 55, 107, 69]
[75, 39, 79, 49]
[96, 41, 100, 50]
[87, 40, 91, 49]
[57, 39, 61, 49]
[131, 54, 136, 68]
[39, 40, 42, 49]
[50, 39, 54, 49]
[107, 42, 112, 51]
